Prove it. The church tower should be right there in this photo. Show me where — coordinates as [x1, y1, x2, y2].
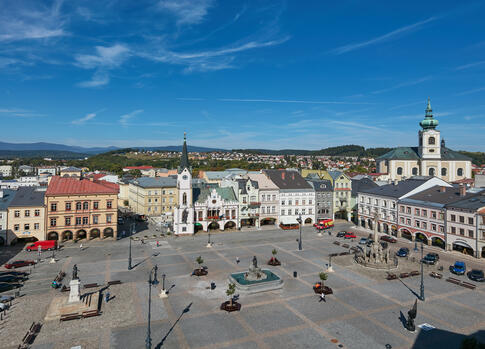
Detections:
[418, 98, 441, 159]
[174, 132, 194, 235]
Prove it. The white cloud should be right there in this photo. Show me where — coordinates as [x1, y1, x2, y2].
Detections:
[120, 109, 143, 126]
[455, 87, 485, 96]
[371, 76, 432, 94]
[72, 112, 97, 125]
[75, 44, 130, 69]
[77, 71, 110, 88]
[217, 98, 372, 105]
[158, 0, 214, 25]
[330, 17, 437, 55]
[455, 60, 485, 70]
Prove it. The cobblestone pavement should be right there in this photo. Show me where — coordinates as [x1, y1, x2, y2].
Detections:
[1, 221, 484, 349]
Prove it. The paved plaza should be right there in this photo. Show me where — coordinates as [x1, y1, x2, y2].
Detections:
[1, 222, 484, 349]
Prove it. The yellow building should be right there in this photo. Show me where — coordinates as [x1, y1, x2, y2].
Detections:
[7, 187, 46, 242]
[128, 177, 178, 216]
[328, 171, 352, 221]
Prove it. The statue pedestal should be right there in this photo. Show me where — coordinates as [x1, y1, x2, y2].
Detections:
[159, 289, 168, 298]
[317, 232, 322, 237]
[68, 279, 81, 303]
[326, 266, 334, 273]
[206, 243, 212, 248]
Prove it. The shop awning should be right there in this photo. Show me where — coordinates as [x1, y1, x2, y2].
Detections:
[452, 240, 473, 249]
[280, 217, 299, 225]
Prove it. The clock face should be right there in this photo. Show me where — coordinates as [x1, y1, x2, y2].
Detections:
[182, 175, 188, 180]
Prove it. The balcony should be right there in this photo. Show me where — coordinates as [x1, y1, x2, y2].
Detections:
[249, 202, 261, 206]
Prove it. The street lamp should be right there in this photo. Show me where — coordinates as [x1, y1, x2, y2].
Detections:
[297, 214, 302, 251]
[420, 242, 425, 301]
[128, 237, 132, 270]
[146, 265, 159, 349]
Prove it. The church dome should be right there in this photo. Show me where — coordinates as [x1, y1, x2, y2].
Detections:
[420, 97, 439, 130]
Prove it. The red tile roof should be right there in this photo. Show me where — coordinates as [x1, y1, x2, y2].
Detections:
[124, 166, 153, 170]
[46, 176, 119, 196]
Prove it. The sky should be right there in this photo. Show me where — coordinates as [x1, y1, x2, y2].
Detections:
[1, 0, 485, 151]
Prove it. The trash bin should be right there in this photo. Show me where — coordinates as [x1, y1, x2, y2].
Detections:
[210, 282, 216, 290]
[293, 271, 297, 278]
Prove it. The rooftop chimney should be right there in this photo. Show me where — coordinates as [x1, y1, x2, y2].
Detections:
[440, 186, 446, 193]
[459, 183, 466, 197]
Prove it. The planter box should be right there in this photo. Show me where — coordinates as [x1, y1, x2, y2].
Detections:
[192, 268, 208, 276]
[268, 258, 281, 266]
[313, 285, 333, 295]
[220, 301, 241, 312]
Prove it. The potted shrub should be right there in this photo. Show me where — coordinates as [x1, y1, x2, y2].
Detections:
[313, 272, 333, 295]
[193, 256, 208, 276]
[220, 283, 241, 312]
[268, 248, 281, 266]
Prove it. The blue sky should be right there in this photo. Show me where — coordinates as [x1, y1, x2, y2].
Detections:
[1, 0, 485, 151]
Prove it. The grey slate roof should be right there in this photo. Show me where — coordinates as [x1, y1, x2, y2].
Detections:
[401, 185, 478, 208]
[0, 189, 17, 211]
[445, 191, 485, 210]
[328, 170, 346, 181]
[306, 179, 333, 192]
[193, 187, 237, 203]
[9, 187, 44, 207]
[358, 178, 429, 198]
[263, 170, 312, 190]
[131, 176, 177, 188]
[351, 177, 378, 197]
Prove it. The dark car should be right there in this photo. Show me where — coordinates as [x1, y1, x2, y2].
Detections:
[380, 235, 397, 243]
[0, 283, 22, 292]
[467, 269, 484, 282]
[450, 261, 466, 275]
[4, 260, 36, 269]
[336, 231, 346, 238]
[422, 253, 439, 265]
[0, 275, 26, 283]
[396, 247, 409, 257]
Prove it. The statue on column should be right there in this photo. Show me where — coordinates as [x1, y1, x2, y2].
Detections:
[72, 264, 79, 280]
[406, 300, 417, 331]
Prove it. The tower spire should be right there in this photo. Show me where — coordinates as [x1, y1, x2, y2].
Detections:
[179, 132, 190, 173]
[420, 97, 438, 130]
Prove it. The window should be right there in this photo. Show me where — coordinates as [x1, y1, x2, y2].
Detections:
[289, 200, 292, 206]
[272, 195, 276, 201]
[459, 216, 465, 223]
[431, 224, 436, 231]
[83, 202, 89, 210]
[429, 168, 435, 176]
[94, 202, 99, 210]
[468, 217, 473, 225]
[34, 223, 39, 230]
[182, 193, 187, 205]
[397, 167, 403, 175]
[107, 201, 112, 209]
[14, 210, 20, 217]
[400, 206, 405, 213]
[431, 211, 436, 219]
[272, 206, 275, 213]
[459, 228, 464, 235]
[400, 217, 404, 223]
[76, 202, 82, 210]
[66, 202, 71, 211]
[439, 212, 444, 220]
[295, 200, 299, 206]
[148, 198, 151, 203]
[309, 200, 312, 205]
[468, 230, 474, 238]
[415, 208, 420, 215]
[51, 203, 57, 212]
[262, 194, 265, 201]
[422, 222, 427, 229]
[422, 210, 427, 217]
[451, 214, 456, 222]
[441, 168, 447, 176]
[107, 215, 112, 223]
[24, 223, 30, 230]
[412, 167, 418, 175]
[65, 217, 71, 226]
[415, 221, 420, 228]
[76, 217, 82, 225]
[83, 217, 88, 225]
[25, 210, 30, 217]
[451, 226, 456, 234]
[457, 168, 463, 176]
[406, 207, 411, 214]
[309, 208, 312, 214]
[281, 200, 285, 206]
[406, 219, 411, 225]
[428, 136, 435, 145]
[50, 218, 56, 227]
[281, 209, 285, 215]
[14, 224, 19, 231]
[439, 226, 444, 233]
[302, 200, 306, 205]
[288, 209, 292, 215]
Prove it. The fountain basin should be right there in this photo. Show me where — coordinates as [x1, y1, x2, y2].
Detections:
[229, 269, 283, 293]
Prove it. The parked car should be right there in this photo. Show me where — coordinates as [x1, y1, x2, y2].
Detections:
[359, 238, 368, 245]
[380, 235, 397, 243]
[0, 302, 9, 311]
[450, 261, 466, 275]
[467, 269, 484, 282]
[396, 247, 409, 257]
[0, 275, 26, 283]
[344, 233, 357, 239]
[25, 240, 57, 252]
[0, 295, 14, 303]
[0, 283, 22, 292]
[336, 231, 347, 238]
[422, 253, 439, 265]
[4, 260, 36, 269]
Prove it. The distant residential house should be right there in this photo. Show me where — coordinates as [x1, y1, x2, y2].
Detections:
[123, 166, 155, 177]
[36, 166, 57, 176]
[0, 165, 13, 178]
[60, 166, 82, 178]
[18, 165, 34, 174]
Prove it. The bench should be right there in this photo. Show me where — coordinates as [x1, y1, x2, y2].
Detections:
[82, 310, 99, 318]
[399, 273, 410, 278]
[23, 334, 35, 345]
[84, 283, 98, 289]
[61, 286, 70, 292]
[342, 244, 350, 248]
[107, 280, 122, 285]
[429, 272, 443, 279]
[339, 252, 349, 256]
[333, 241, 340, 246]
[29, 322, 41, 333]
[409, 271, 420, 276]
[461, 282, 476, 290]
[60, 313, 81, 321]
[386, 273, 398, 280]
[446, 277, 461, 285]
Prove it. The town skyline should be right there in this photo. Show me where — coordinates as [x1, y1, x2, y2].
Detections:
[2, 1, 485, 150]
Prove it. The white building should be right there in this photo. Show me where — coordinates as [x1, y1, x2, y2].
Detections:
[247, 172, 280, 227]
[0, 165, 13, 178]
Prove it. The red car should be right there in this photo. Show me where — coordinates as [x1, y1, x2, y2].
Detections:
[380, 235, 397, 243]
[4, 260, 36, 269]
[344, 233, 356, 239]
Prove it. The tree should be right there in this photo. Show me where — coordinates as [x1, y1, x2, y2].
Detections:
[196, 256, 204, 271]
[226, 283, 236, 306]
[272, 248, 277, 258]
[319, 272, 328, 287]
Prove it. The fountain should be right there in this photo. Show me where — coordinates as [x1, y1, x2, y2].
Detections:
[229, 256, 283, 293]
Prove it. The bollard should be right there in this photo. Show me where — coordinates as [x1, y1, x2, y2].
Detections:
[293, 271, 297, 278]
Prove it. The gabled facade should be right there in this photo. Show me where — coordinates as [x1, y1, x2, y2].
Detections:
[221, 178, 259, 228]
[328, 171, 352, 221]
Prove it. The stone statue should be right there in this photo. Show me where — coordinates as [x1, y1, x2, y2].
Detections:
[182, 208, 188, 223]
[406, 300, 417, 331]
[252, 256, 258, 269]
[72, 264, 79, 280]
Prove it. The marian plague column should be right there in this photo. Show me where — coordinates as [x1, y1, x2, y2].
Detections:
[174, 133, 194, 235]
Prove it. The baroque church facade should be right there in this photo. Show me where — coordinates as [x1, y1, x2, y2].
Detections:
[376, 99, 472, 182]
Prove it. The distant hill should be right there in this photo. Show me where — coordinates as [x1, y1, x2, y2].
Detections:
[140, 145, 227, 152]
[0, 150, 89, 159]
[232, 145, 392, 158]
[0, 141, 117, 154]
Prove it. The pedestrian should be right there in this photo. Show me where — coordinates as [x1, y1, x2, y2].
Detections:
[79, 243, 83, 251]
[105, 291, 110, 303]
[319, 292, 326, 302]
[156, 241, 159, 247]
[236, 257, 240, 264]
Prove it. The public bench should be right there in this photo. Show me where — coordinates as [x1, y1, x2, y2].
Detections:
[60, 313, 81, 321]
[61, 285, 70, 292]
[446, 277, 461, 285]
[339, 252, 349, 256]
[429, 272, 443, 279]
[386, 273, 398, 280]
[342, 244, 350, 248]
[333, 241, 340, 246]
[84, 283, 98, 289]
[399, 273, 410, 278]
[107, 280, 122, 286]
[409, 271, 420, 276]
[461, 282, 476, 290]
[82, 310, 99, 318]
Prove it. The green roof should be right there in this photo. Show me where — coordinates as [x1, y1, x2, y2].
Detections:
[377, 147, 420, 160]
[193, 187, 237, 203]
[440, 147, 472, 161]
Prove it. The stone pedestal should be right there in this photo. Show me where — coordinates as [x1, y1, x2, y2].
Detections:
[206, 243, 212, 248]
[68, 279, 81, 303]
[159, 289, 168, 298]
[326, 266, 334, 273]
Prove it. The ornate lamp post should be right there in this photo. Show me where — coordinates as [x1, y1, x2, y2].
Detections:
[146, 265, 159, 349]
[420, 242, 425, 301]
[128, 222, 135, 270]
[297, 214, 302, 251]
